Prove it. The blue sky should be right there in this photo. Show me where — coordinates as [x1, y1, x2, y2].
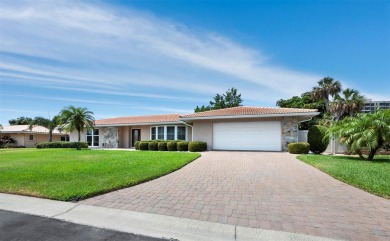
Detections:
[0, 0, 389, 125]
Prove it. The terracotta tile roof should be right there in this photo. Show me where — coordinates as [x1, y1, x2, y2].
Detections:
[95, 114, 182, 126]
[181, 106, 318, 118]
[0, 125, 64, 134]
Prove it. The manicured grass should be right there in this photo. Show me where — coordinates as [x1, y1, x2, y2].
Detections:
[297, 154, 390, 199]
[0, 148, 200, 201]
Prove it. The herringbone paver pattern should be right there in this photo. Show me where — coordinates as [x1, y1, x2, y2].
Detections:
[82, 152, 390, 241]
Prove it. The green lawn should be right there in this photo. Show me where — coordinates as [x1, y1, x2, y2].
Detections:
[297, 154, 390, 199]
[0, 148, 200, 201]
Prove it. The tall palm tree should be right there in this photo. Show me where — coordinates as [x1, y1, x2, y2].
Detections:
[59, 106, 95, 150]
[30, 115, 61, 142]
[330, 88, 365, 120]
[312, 77, 342, 113]
[327, 109, 390, 160]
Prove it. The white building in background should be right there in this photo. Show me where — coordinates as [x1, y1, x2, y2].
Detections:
[362, 99, 390, 113]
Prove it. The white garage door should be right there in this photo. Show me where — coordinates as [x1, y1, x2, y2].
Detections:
[213, 121, 281, 151]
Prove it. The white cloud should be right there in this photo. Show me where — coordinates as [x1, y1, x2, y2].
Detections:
[0, 0, 323, 106]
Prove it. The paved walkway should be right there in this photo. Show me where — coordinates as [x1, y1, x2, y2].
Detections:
[83, 152, 390, 241]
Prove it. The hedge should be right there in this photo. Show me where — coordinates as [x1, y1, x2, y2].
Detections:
[177, 141, 188, 151]
[158, 142, 168, 151]
[134, 141, 140, 150]
[167, 141, 177, 151]
[148, 142, 158, 151]
[288, 142, 310, 154]
[188, 141, 207, 152]
[36, 141, 88, 149]
[308, 125, 329, 154]
[139, 142, 149, 150]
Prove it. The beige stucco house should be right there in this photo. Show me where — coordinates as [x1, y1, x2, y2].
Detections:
[70, 106, 319, 151]
[0, 125, 69, 148]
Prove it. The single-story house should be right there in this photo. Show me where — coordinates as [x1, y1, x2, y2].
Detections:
[0, 125, 69, 148]
[70, 106, 319, 151]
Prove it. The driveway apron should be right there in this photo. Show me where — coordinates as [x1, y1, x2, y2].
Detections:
[82, 152, 390, 241]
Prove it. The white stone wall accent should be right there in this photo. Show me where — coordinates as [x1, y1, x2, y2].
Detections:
[281, 117, 299, 151]
[101, 127, 119, 148]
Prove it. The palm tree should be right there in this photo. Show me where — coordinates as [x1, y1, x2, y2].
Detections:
[312, 77, 342, 113]
[330, 88, 365, 120]
[59, 106, 95, 150]
[30, 115, 61, 142]
[327, 109, 390, 160]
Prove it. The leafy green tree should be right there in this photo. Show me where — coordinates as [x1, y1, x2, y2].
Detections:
[194, 105, 212, 112]
[195, 87, 243, 112]
[327, 110, 390, 160]
[330, 88, 365, 120]
[312, 77, 342, 112]
[277, 91, 325, 112]
[30, 115, 61, 142]
[276, 92, 326, 129]
[59, 106, 95, 150]
[8, 116, 33, 125]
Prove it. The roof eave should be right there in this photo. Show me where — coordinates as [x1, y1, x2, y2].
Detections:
[179, 112, 321, 121]
[95, 121, 184, 127]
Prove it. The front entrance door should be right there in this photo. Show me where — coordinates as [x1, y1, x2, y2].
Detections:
[131, 129, 141, 147]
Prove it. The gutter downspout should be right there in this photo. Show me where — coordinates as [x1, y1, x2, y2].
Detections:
[180, 121, 193, 142]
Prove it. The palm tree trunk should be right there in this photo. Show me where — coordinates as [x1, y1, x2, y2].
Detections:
[49, 130, 53, 142]
[77, 130, 81, 150]
[367, 148, 378, 161]
[356, 150, 366, 160]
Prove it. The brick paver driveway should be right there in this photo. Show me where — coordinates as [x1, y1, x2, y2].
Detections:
[83, 152, 390, 241]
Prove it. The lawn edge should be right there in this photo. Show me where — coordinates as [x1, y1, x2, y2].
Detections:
[0, 152, 202, 202]
[296, 155, 390, 200]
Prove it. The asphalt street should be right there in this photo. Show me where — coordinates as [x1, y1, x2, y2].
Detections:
[0, 209, 173, 241]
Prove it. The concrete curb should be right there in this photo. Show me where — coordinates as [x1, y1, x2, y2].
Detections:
[0, 193, 343, 241]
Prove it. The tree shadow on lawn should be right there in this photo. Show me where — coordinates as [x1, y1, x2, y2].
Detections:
[328, 154, 390, 164]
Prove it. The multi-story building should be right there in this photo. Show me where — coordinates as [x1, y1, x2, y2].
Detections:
[362, 99, 390, 113]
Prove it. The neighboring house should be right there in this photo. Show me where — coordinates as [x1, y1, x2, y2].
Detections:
[362, 99, 390, 113]
[70, 106, 319, 151]
[0, 125, 69, 147]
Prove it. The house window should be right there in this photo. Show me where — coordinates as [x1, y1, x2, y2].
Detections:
[29, 134, 34, 141]
[177, 126, 186, 140]
[157, 126, 164, 140]
[151, 127, 156, 140]
[167, 126, 175, 140]
[150, 126, 187, 141]
[86, 129, 99, 147]
[61, 136, 70, 142]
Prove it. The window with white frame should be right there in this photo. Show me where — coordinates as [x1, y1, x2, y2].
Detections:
[166, 126, 175, 140]
[29, 134, 34, 141]
[61, 136, 70, 142]
[177, 126, 186, 140]
[157, 126, 164, 140]
[86, 129, 99, 146]
[151, 127, 156, 140]
[150, 126, 187, 141]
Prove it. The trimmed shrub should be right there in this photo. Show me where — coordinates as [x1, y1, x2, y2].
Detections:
[188, 141, 207, 152]
[134, 141, 140, 150]
[36, 141, 88, 149]
[167, 141, 177, 151]
[139, 141, 149, 151]
[307, 125, 329, 154]
[148, 142, 158, 151]
[177, 141, 188, 152]
[288, 142, 310, 154]
[158, 142, 168, 151]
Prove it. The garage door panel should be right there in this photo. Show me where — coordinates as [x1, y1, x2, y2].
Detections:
[213, 122, 281, 151]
